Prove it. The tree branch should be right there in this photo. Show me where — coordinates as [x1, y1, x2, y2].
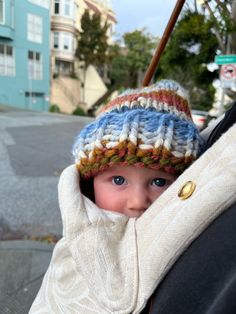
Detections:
[202, 1, 226, 52]
[214, 0, 231, 16]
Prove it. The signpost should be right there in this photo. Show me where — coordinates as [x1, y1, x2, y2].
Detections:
[214, 55, 236, 89]
[220, 64, 236, 89]
[215, 55, 236, 65]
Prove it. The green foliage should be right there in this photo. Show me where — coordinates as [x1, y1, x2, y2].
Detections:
[124, 30, 155, 71]
[77, 10, 109, 67]
[108, 47, 130, 87]
[72, 107, 86, 116]
[49, 104, 60, 113]
[109, 30, 156, 88]
[155, 11, 219, 110]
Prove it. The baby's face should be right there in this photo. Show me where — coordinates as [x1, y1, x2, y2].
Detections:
[93, 165, 176, 218]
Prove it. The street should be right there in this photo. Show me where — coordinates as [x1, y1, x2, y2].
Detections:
[0, 105, 93, 239]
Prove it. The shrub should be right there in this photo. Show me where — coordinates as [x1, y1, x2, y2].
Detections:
[49, 104, 60, 113]
[72, 107, 85, 116]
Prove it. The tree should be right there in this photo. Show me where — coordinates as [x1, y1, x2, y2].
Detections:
[77, 10, 110, 68]
[194, 0, 236, 54]
[76, 10, 110, 106]
[86, 30, 155, 115]
[152, 0, 236, 110]
[194, 0, 236, 100]
[107, 44, 130, 87]
[109, 30, 156, 88]
[155, 10, 219, 110]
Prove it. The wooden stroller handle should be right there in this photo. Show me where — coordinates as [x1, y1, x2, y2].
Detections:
[142, 0, 186, 87]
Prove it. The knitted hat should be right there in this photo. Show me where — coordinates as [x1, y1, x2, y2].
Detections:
[73, 79, 206, 179]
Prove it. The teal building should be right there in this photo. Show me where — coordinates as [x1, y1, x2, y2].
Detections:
[0, 0, 50, 111]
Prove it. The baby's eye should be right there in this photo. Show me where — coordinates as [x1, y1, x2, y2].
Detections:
[112, 176, 127, 185]
[151, 178, 167, 187]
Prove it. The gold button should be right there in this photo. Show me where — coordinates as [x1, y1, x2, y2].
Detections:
[178, 181, 196, 200]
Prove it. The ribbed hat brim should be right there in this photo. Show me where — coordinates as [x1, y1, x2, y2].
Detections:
[73, 108, 205, 179]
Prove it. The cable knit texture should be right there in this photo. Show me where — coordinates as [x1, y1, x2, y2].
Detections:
[72, 80, 205, 178]
[29, 123, 236, 314]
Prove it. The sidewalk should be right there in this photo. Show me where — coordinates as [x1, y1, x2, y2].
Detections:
[0, 104, 92, 313]
[0, 104, 55, 312]
[0, 240, 54, 313]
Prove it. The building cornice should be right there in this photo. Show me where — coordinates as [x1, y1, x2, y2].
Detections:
[51, 16, 79, 35]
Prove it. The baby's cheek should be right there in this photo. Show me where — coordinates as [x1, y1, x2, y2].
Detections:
[151, 189, 166, 202]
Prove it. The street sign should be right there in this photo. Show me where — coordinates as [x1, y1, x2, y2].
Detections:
[220, 64, 236, 88]
[215, 55, 236, 65]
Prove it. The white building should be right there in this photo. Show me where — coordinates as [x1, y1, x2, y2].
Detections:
[50, 0, 116, 114]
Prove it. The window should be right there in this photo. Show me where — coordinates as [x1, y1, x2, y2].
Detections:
[25, 91, 44, 97]
[28, 50, 43, 80]
[28, 14, 42, 43]
[63, 33, 70, 50]
[64, 0, 71, 16]
[54, 0, 60, 14]
[0, 44, 15, 76]
[28, 0, 49, 9]
[53, 32, 75, 53]
[54, 0, 74, 18]
[55, 59, 73, 76]
[0, 0, 4, 24]
[53, 32, 59, 49]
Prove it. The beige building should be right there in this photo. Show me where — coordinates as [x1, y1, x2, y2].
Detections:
[50, 0, 116, 114]
[77, 0, 116, 44]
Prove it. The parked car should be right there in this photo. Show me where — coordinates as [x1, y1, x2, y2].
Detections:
[191, 110, 209, 130]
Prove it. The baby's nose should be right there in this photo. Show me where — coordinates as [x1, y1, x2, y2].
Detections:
[127, 188, 151, 211]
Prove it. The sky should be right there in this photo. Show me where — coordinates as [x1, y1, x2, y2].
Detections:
[112, 0, 179, 39]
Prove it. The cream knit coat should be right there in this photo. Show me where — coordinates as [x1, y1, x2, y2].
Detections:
[29, 123, 236, 314]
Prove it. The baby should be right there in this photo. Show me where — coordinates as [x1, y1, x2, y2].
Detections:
[73, 79, 205, 217]
[30, 79, 205, 314]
